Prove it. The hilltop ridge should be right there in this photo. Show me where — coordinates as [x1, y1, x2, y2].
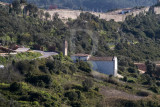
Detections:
[0, 0, 157, 12]
[44, 7, 150, 22]
[0, 1, 160, 22]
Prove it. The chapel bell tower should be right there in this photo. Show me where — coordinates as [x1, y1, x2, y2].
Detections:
[63, 40, 68, 56]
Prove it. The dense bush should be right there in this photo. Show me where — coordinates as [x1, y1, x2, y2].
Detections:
[128, 67, 137, 73]
[149, 85, 160, 93]
[28, 91, 44, 102]
[82, 79, 93, 91]
[10, 82, 22, 92]
[25, 75, 52, 88]
[16, 60, 30, 74]
[136, 91, 150, 97]
[77, 61, 91, 73]
[65, 91, 79, 101]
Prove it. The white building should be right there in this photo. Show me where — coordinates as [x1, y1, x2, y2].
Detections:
[88, 56, 118, 77]
[71, 54, 91, 62]
[63, 41, 68, 56]
[71, 53, 118, 77]
[0, 65, 4, 69]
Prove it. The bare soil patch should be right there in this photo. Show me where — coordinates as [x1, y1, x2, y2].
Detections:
[100, 86, 144, 100]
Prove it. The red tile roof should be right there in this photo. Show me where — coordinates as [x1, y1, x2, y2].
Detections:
[134, 63, 146, 72]
[88, 57, 113, 61]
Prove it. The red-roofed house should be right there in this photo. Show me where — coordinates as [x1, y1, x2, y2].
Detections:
[71, 53, 118, 77]
[71, 53, 91, 61]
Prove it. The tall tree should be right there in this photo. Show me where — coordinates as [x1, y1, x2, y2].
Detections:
[45, 12, 51, 20]
[12, 0, 21, 14]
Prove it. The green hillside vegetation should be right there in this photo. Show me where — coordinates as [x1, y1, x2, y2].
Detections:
[1, 1, 160, 61]
[1, 54, 160, 107]
[1, 1, 160, 106]
[0, 52, 42, 64]
[0, 0, 157, 12]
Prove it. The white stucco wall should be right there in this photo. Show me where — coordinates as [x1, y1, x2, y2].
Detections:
[89, 61, 115, 76]
[113, 57, 118, 77]
[0, 65, 4, 69]
[71, 56, 118, 77]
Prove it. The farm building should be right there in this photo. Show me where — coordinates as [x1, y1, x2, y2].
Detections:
[0, 65, 4, 69]
[71, 54, 118, 77]
[64, 41, 118, 77]
[71, 54, 91, 62]
[88, 56, 118, 77]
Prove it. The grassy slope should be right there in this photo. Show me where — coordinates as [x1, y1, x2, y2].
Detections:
[0, 59, 160, 107]
[0, 52, 42, 65]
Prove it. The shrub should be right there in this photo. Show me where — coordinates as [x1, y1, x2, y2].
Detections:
[33, 101, 40, 106]
[94, 87, 99, 92]
[70, 101, 81, 107]
[10, 82, 22, 92]
[119, 66, 125, 72]
[128, 67, 137, 73]
[28, 91, 44, 102]
[16, 60, 30, 74]
[123, 76, 128, 82]
[64, 91, 79, 101]
[127, 79, 136, 83]
[78, 61, 91, 73]
[64, 84, 73, 90]
[25, 75, 52, 88]
[141, 74, 152, 85]
[149, 85, 160, 93]
[125, 85, 133, 89]
[108, 77, 119, 85]
[72, 84, 83, 91]
[156, 81, 160, 86]
[39, 65, 49, 74]
[69, 65, 78, 73]
[136, 91, 149, 97]
[82, 79, 93, 91]
[130, 73, 138, 78]
[46, 60, 54, 71]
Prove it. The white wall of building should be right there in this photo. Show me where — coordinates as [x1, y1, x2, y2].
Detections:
[0, 65, 4, 69]
[113, 57, 118, 77]
[89, 60, 117, 76]
[71, 55, 118, 77]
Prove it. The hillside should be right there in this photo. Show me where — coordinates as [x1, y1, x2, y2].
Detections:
[1, 54, 160, 107]
[0, 0, 157, 11]
[1, 1, 160, 61]
[1, 1, 160, 107]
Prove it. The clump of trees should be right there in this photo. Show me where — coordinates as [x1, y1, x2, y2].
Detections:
[76, 61, 91, 73]
[82, 79, 93, 91]
[2, 0, 160, 61]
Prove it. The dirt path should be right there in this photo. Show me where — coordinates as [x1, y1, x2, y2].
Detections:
[100, 86, 143, 100]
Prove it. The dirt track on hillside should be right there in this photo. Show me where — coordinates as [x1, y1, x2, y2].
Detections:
[100, 86, 143, 100]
